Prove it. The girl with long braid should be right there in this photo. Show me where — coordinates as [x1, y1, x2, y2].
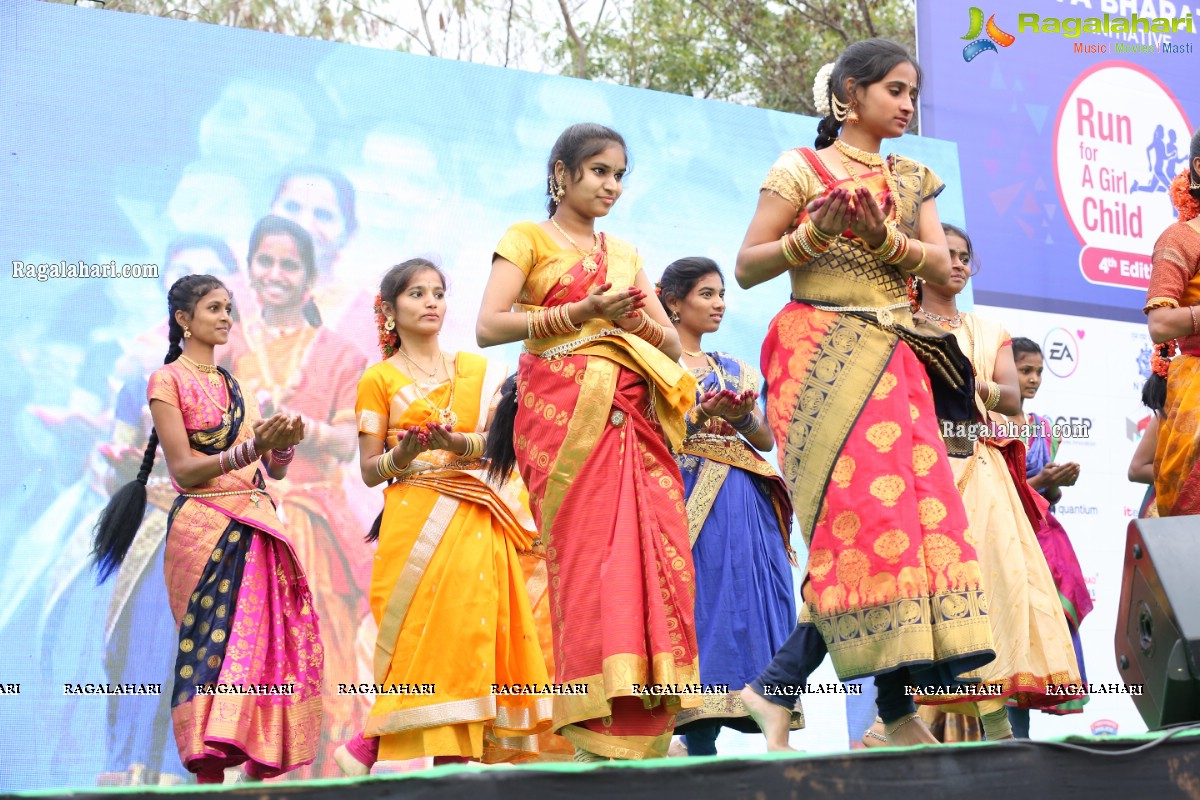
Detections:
[92, 274, 322, 783]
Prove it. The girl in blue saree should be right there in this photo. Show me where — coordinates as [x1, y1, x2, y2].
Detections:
[658, 258, 800, 755]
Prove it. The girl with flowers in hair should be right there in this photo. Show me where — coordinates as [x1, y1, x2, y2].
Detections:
[334, 258, 551, 775]
[91, 274, 321, 783]
[1144, 127, 1200, 516]
[734, 39, 997, 749]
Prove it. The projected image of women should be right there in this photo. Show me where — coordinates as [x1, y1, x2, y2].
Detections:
[269, 165, 379, 361]
[220, 215, 369, 777]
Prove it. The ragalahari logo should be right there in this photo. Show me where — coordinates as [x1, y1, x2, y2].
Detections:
[962, 7, 1016, 61]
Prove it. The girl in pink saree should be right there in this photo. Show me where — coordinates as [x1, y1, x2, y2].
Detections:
[92, 275, 322, 782]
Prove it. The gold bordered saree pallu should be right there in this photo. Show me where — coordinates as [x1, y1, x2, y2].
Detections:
[759, 147, 995, 683]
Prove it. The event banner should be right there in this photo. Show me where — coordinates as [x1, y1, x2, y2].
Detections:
[0, 0, 969, 789]
[917, 0, 1198, 322]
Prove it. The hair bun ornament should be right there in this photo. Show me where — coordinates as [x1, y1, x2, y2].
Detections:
[1170, 170, 1200, 222]
[812, 63, 836, 116]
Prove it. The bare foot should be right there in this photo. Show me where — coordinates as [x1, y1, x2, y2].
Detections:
[884, 713, 939, 747]
[740, 686, 796, 752]
[334, 744, 372, 777]
[667, 737, 689, 758]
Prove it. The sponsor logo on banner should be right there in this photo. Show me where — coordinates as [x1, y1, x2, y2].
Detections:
[1053, 63, 1192, 292]
[961, 7, 1017, 61]
[1043, 327, 1080, 377]
[1091, 718, 1119, 736]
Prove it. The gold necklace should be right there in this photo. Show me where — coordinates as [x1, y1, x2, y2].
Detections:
[550, 217, 601, 272]
[404, 353, 458, 427]
[682, 349, 706, 358]
[177, 357, 232, 426]
[833, 139, 899, 223]
[396, 347, 442, 384]
[834, 138, 885, 167]
[180, 354, 224, 390]
[918, 306, 963, 329]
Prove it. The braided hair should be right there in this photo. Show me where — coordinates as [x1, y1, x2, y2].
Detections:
[92, 274, 229, 581]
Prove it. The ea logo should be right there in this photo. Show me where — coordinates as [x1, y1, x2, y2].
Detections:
[1043, 328, 1079, 378]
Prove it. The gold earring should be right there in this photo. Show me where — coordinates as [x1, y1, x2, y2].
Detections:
[384, 316, 395, 332]
[549, 175, 566, 203]
[183, 327, 192, 339]
[670, 311, 681, 323]
[847, 106, 860, 124]
[831, 94, 849, 122]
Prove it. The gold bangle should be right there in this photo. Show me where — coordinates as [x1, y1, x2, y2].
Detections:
[984, 380, 1001, 411]
[906, 239, 928, 275]
[781, 232, 804, 267]
[525, 311, 533, 340]
[808, 220, 836, 244]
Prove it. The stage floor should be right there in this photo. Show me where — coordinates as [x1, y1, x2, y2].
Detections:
[9, 729, 1200, 800]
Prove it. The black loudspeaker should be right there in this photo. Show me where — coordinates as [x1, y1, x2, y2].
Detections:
[1115, 517, 1200, 730]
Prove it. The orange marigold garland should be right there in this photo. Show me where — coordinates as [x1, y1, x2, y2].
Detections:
[1170, 170, 1200, 222]
[373, 293, 398, 359]
[1151, 339, 1176, 378]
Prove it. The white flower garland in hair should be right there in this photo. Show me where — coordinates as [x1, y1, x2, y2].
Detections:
[812, 62, 836, 116]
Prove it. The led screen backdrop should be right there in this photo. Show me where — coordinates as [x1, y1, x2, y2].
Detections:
[0, 0, 981, 790]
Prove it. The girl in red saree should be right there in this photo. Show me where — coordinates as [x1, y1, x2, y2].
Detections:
[477, 123, 700, 761]
[92, 274, 322, 783]
[734, 40, 996, 749]
[1144, 128, 1200, 517]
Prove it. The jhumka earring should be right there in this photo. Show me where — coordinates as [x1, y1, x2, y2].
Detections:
[847, 106, 861, 124]
[548, 176, 566, 203]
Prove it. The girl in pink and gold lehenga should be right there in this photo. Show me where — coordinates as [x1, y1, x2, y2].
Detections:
[92, 274, 322, 783]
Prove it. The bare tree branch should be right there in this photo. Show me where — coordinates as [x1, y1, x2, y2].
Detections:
[345, 0, 431, 52]
[504, 0, 514, 67]
[856, 0, 878, 37]
[417, 0, 440, 57]
[780, 0, 851, 43]
[556, 0, 587, 78]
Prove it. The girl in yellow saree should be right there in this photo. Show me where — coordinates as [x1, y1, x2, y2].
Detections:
[335, 259, 551, 774]
[1144, 130, 1200, 517]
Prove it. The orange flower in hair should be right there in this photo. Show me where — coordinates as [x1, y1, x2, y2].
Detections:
[906, 275, 922, 314]
[1170, 170, 1200, 222]
[373, 293, 399, 359]
[654, 280, 663, 297]
[1151, 340, 1176, 378]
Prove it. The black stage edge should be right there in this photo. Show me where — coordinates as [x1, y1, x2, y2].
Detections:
[11, 729, 1200, 800]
